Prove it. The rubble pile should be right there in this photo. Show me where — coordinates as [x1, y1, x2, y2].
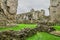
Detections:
[0, 28, 37, 40]
[36, 22, 55, 32]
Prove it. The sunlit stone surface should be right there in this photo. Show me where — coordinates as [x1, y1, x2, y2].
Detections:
[0, 0, 18, 26]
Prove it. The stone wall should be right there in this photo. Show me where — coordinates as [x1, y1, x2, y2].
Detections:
[0, 24, 55, 40]
[49, 0, 60, 23]
[16, 9, 45, 24]
[0, 0, 18, 26]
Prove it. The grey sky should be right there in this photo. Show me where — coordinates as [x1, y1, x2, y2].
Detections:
[17, 0, 50, 16]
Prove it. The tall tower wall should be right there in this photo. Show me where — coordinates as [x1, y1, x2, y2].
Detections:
[0, 0, 18, 26]
[49, 0, 60, 23]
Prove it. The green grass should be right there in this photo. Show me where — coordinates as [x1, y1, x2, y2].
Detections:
[0, 24, 60, 40]
[26, 32, 60, 40]
[0, 24, 36, 31]
[26, 25, 60, 40]
[54, 25, 60, 31]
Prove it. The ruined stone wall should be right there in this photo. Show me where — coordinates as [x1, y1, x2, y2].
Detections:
[56, 2, 60, 23]
[0, 0, 18, 26]
[49, 6, 56, 22]
[17, 9, 45, 24]
[0, 25, 55, 40]
[49, 0, 60, 23]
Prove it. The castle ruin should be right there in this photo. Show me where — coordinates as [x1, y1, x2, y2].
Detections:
[0, 0, 60, 26]
[49, 0, 60, 23]
[0, 0, 18, 26]
[16, 9, 45, 23]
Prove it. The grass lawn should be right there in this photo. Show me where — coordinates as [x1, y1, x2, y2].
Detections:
[26, 25, 60, 40]
[0, 24, 60, 40]
[0, 24, 37, 31]
[54, 25, 60, 31]
[26, 32, 60, 40]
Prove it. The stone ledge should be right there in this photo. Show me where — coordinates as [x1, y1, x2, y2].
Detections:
[50, 31, 60, 37]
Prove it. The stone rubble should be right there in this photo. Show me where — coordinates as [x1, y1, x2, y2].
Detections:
[0, 28, 37, 40]
[0, 24, 55, 40]
[50, 31, 60, 37]
[36, 22, 55, 32]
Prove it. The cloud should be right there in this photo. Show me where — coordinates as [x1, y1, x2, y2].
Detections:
[17, 0, 50, 16]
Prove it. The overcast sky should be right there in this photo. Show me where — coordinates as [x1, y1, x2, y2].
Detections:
[17, 0, 50, 16]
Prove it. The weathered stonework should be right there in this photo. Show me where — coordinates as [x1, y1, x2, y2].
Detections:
[0, 0, 18, 26]
[16, 9, 45, 24]
[49, 0, 60, 23]
[0, 25, 55, 40]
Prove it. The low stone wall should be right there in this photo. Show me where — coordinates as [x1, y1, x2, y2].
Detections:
[0, 24, 55, 40]
[17, 20, 39, 24]
[0, 28, 37, 40]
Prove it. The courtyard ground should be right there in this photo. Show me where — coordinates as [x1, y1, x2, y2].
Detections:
[0, 24, 60, 40]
